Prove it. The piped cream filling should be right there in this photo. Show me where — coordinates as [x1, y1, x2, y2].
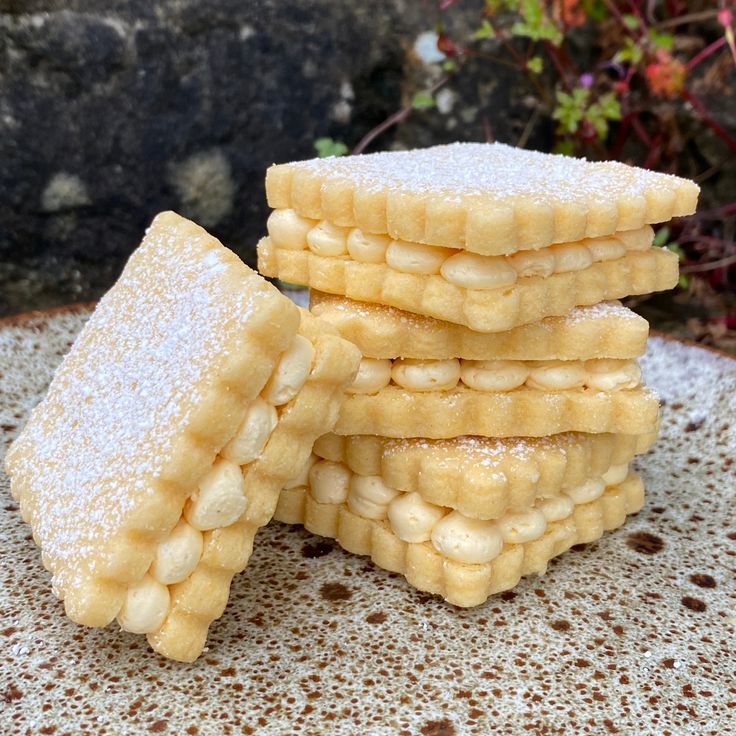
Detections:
[266, 209, 654, 290]
[117, 333, 314, 634]
[303, 462, 630, 565]
[348, 357, 642, 394]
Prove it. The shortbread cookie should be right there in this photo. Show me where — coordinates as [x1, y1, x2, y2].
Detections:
[265, 143, 698, 253]
[258, 237, 678, 332]
[4, 212, 360, 662]
[312, 431, 655, 520]
[274, 472, 645, 607]
[334, 384, 659, 438]
[310, 292, 649, 360]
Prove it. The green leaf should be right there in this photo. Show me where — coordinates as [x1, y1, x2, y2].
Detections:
[548, 25, 564, 46]
[509, 0, 563, 45]
[554, 87, 617, 139]
[614, 37, 644, 65]
[473, 19, 496, 40]
[572, 87, 590, 105]
[527, 55, 543, 73]
[678, 273, 690, 289]
[411, 91, 435, 110]
[598, 92, 621, 120]
[554, 91, 571, 110]
[586, 105, 610, 139]
[521, 0, 543, 26]
[580, 92, 621, 141]
[511, 20, 563, 45]
[314, 137, 348, 158]
[442, 59, 457, 72]
[553, 88, 589, 134]
[649, 29, 674, 51]
[484, 0, 521, 12]
[653, 226, 671, 247]
[622, 13, 639, 30]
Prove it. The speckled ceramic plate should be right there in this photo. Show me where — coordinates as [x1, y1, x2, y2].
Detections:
[1, 305, 734, 736]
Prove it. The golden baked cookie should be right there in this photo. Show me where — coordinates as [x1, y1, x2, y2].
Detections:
[334, 384, 659, 438]
[265, 142, 698, 253]
[275, 470, 645, 607]
[258, 237, 678, 332]
[5, 211, 360, 661]
[309, 292, 650, 360]
[312, 431, 654, 520]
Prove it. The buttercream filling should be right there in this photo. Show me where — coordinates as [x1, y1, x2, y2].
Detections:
[348, 357, 642, 394]
[300, 462, 630, 565]
[267, 209, 654, 290]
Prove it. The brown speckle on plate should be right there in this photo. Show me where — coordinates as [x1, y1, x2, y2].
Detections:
[319, 582, 353, 602]
[689, 574, 717, 589]
[421, 719, 457, 736]
[301, 541, 334, 559]
[626, 530, 665, 554]
[681, 596, 707, 612]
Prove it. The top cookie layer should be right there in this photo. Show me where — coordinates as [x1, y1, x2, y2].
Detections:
[266, 143, 699, 254]
[5, 211, 300, 617]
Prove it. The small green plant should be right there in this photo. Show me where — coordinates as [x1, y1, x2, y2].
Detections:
[508, 0, 563, 45]
[552, 88, 621, 143]
[411, 91, 436, 110]
[314, 137, 348, 158]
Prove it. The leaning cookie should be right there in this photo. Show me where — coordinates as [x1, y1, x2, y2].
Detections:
[312, 431, 655, 521]
[4, 211, 360, 662]
[275, 470, 645, 607]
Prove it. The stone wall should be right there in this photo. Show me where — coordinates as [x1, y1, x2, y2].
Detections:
[0, 3, 387, 307]
[0, 0, 544, 313]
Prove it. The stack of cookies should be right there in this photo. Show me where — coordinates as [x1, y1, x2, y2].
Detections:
[259, 142, 698, 606]
[5, 143, 698, 662]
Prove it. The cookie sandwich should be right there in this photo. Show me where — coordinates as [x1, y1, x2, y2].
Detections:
[5, 211, 360, 661]
[259, 143, 697, 605]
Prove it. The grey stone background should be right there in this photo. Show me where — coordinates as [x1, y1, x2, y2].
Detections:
[0, 0, 551, 314]
[0, 0, 732, 316]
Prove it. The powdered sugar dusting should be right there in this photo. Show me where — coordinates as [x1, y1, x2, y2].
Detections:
[384, 433, 584, 466]
[4, 213, 273, 592]
[565, 301, 639, 321]
[294, 142, 692, 203]
[319, 292, 638, 327]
